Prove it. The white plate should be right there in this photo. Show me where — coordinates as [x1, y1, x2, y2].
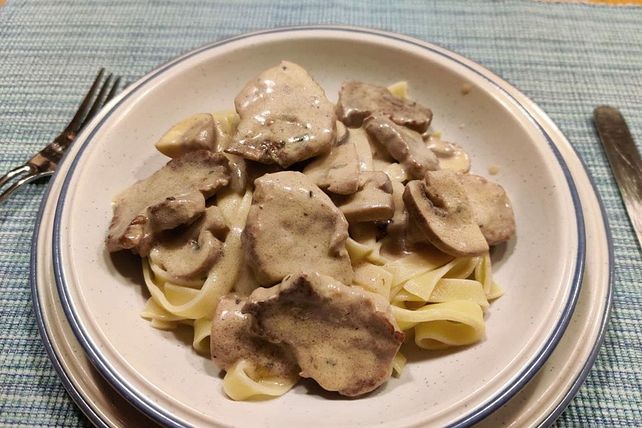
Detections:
[49, 28, 586, 427]
[31, 101, 611, 427]
[33, 180, 157, 428]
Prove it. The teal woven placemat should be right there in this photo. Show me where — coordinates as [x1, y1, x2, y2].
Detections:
[1, 1, 640, 426]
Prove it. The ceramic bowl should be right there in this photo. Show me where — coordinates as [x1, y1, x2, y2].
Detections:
[53, 27, 584, 428]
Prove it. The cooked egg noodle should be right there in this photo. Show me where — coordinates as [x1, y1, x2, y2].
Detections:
[138, 101, 503, 397]
[223, 359, 298, 401]
[346, 226, 499, 364]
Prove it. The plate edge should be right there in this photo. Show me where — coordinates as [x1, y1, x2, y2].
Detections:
[50, 26, 589, 428]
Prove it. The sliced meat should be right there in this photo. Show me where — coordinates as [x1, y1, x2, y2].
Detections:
[364, 113, 439, 180]
[243, 171, 353, 286]
[334, 171, 394, 223]
[155, 113, 217, 158]
[149, 206, 229, 280]
[147, 191, 205, 232]
[156, 109, 247, 192]
[336, 81, 432, 133]
[403, 170, 488, 257]
[303, 140, 360, 195]
[106, 150, 230, 256]
[211, 294, 299, 378]
[426, 136, 471, 173]
[243, 272, 404, 397]
[226, 61, 336, 167]
[459, 174, 516, 245]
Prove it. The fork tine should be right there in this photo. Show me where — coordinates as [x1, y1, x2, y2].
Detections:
[0, 69, 125, 204]
[0, 170, 52, 203]
[63, 68, 105, 134]
[0, 164, 33, 188]
[77, 75, 120, 132]
[103, 76, 122, 105]
[78, 73, 113, 130]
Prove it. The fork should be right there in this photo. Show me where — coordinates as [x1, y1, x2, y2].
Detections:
[0, 69, 122, 203]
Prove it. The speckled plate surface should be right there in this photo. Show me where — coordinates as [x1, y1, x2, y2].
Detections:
[45, 27, 591, 427]
[32, 106, 611, 427]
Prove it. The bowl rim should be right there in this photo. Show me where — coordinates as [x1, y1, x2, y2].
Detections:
[50, 25, 587, 428]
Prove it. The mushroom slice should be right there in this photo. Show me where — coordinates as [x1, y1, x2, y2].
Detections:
[403, 170, 488, 257]
[336, 81, 433, 133]
[226, 61, 336, 167]
[242, 171, 353, 286]
[155, 113, 217, 158]
[150, 206, 228, 280]
[364, 113, 439, 179]
[383, 180, 410, 251]
[106, 150, 230, 256]
[211, 294, 299, 378]
[383, 181, 433, 254]
[303, 140, 360, 195]
[426, 136, 471, 173]
[243, 272, 404, 397]
[197, 205, 229, 238]
[459, 174, 516, 245]
[151, 230, 221, 281]
[334, 171, 394, 223]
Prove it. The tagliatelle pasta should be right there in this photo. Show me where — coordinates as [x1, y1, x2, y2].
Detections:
[223, 359, 298, 401]
[141, 228, 501, 351]
[137, 106, 504, 398]
[350, 231, 497, 350]
[112, 73, 514, 401]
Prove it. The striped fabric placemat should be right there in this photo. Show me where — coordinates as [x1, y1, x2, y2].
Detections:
[0, 1, 640, 426]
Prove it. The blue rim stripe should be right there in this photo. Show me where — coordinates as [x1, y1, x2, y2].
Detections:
[536, 144, 615, 427]
[50, 26, 588, 428]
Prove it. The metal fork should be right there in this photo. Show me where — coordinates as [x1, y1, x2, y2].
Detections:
[0, 69, 121, 203]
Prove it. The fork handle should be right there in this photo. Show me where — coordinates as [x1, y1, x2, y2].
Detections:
[27, 131, 75, 172]
[0, 170, 53, 203]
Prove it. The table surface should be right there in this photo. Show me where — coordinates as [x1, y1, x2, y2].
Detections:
[1, 1, 641, 427]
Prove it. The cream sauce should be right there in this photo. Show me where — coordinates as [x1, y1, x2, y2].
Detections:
[107, 67, 517, 400]
[211, 295, 298, 378]
[336, 80, 433, 133]
[364, 113, 439, 180]
[243, 272, 404, 397]
[349, 127, 374, 172]
[106, 151, 230, 256]
[426, 136, 470, 173]
[243, 171, 353, 286]
[303, 140, 360, 195]
[227, 61, 336, 167]
[333, 171, 394, 223]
